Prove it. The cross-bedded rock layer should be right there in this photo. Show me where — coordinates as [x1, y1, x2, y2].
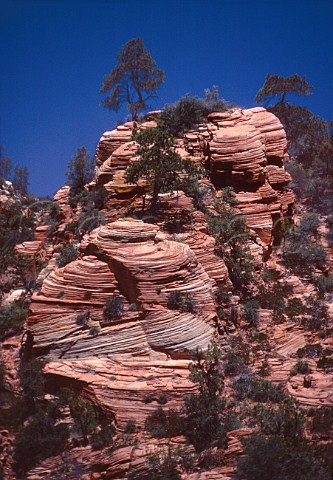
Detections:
[94, 107, 294, 246]
[28, 218, 217, 425]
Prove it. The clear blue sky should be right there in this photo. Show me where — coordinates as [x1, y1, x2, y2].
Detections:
[1, 0, 332, 197]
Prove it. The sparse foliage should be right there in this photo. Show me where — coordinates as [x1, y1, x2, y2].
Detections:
[66, 147, 95, 197]
[183, 344, 226, 452]
[126, 127, 199, 211]
[100, 37, 165, 121]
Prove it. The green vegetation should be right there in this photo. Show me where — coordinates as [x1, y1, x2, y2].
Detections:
[66, 146, 95, 197]
[103, 294, 124, 321]
[100, 37, 165, 121]
[223, 351, 249, 377]
[208, 195, 256, 293]
[282, 214, 327, 275]
[145, 407, 184, 439]
[126, 127, 199, 211]
[183, 344, 226, 452]
[309, 406, 333, 435]
[290, 360, 310, 376]
[0, 300, 29, 340]
[167, 290, 196, 313]
[0, 145, 29, 194]
[237, 398, 333, 480]
[256, 74, 333, 214]
[232, 375, 285, 403]
[158, 88, 230, 136]
[0, 200, 36, 275]
[14, 403, 69, 473]
[55, 243, 78, 267]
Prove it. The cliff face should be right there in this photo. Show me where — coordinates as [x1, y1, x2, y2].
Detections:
[22, 108, 296, 431]
[5, 107, 333, 478]
[95, 107, 293, 246]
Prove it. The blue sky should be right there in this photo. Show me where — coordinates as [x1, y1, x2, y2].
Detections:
[1, 0, 332, 197]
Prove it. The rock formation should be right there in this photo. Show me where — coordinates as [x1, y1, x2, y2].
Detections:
[94, 107, 294, 246]
[28, 218, 217, 427]
[3, 106, 332, 479]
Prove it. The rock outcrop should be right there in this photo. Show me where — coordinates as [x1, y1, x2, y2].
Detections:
[28, 218, 217, 426]
[94, 107, 294, 246]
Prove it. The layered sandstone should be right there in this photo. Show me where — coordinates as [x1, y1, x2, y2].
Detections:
[27, 218, 217, 426]
[94, 107, 293, 246]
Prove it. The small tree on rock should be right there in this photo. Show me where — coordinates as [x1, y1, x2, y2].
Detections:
[12, 165, 29, 194]
[183, 344, 226, 452]
[125, 128, 199, 211]
[255, 73, 313, 107]
[66, 147, 95, 197]
[100, 37, 165, 121]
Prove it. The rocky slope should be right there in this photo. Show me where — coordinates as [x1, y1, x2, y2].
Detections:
[1, 107, 332, 479]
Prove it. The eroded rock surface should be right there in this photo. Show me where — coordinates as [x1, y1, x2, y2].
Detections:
[28, 218, 217, 426]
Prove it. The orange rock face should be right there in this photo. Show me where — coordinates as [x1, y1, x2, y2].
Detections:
[94, 107, 294, 246]
[28, 219, 217, 426]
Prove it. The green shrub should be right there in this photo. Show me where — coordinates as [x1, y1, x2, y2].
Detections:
[299, 213, 320, 235]
[76, 309, 90, 327]
[91, 424, 115, 450]
[145, 447, 183, 480]
[158, 93, 229, 136]
[77, 207, 106, 235]
[59, 388, 98, 445]
[301, 297, 329, 332]
[157, 393, 168, 405]
[252, 398, 305, 439]
[316, 356, 333, 370]
[223, 351, 248, 377]
[0, 300, 29, 339]
[66, 147, 95, 197]
[184, 345, 226, 452]
[257, 283, 293, 310]
[124, 418, 137, 433]
[309, 406, 333, 434]
[55, 243, 78, 267]
[243, 300, 260, 327]
[315, 274, 333, 296]
[282, 215, 327, 275]
[14, 404, 69, 474]
[145, 407, 184, 438]
[103, 294, 124, 321]
[167, 291, 196, 313]
[236, 434, 332, 480]
[297, 343, 323, 358]
[232, 375, 285, 403]
[290, 360, 310, 376]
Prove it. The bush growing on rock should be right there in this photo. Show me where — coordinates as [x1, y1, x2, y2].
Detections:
[282, 214, 327, 275]
[103, 294, 124, 321]
[0, 300, 29, 340]
[59, 388, 99, 445]
[290, 360, 310, 376]
[237, 389, 333, 479]
[55, 243, 78, 267]
[167, 290, 196, 313]
[223, 351, 249, 377]
[183, 344, 226, 452]
[315, 274, 333, 296]
[126, 127, 199, 211]
[145, 407, 184, 438]
[14, 404, 69, 474]
[208, 203, 256, 293]
[232, 375, 285, 403]
[236, 433, 333, 480]
[309, 406, 333, 435]
[66, 147, 95, 197]
[158, 89, 230, 136]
